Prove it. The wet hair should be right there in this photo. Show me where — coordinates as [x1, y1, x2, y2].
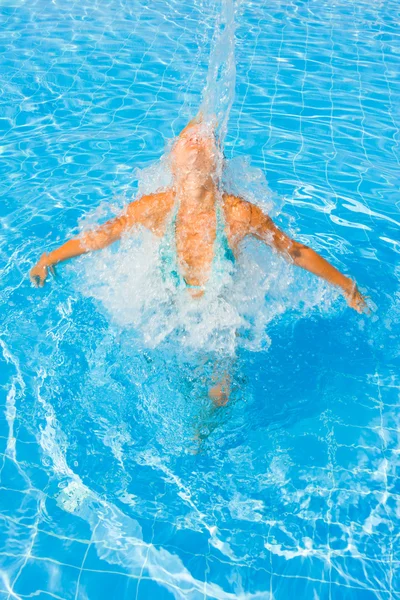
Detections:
[178, 117, 202, 138]
[170, 114, 223, 183]
[178, 112, 219, 141]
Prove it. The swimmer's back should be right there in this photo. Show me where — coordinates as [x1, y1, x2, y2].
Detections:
[128, 190, 242, 289]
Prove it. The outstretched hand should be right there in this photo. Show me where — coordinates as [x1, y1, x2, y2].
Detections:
[345, 284, 369, 314]
[30, 254, 53, 287]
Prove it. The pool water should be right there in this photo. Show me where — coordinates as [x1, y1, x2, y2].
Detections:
[1, 0, 400, 598]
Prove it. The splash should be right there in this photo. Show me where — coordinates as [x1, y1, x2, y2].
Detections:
[76, 160, 336, 357]
[200, 0, 237, 141]
[76, 0, 337, 354]
[73, 2, 336, 356]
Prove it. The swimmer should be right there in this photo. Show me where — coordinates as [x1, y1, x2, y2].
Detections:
[30, 116, 368, 315]
[30, 116, 368, 407]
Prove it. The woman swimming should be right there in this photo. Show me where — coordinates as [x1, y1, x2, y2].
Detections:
[30, 116, 367, 314]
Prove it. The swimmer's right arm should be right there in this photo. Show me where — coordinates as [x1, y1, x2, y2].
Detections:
[223, 195, 368, 314]
[30, 194, 160, 286]
[247, 203, 369, 314]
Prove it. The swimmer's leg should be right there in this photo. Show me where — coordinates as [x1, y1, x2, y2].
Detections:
[189, 356, 234, 452]
[209, 372, 230, 407]
[208, 356, 234, 407]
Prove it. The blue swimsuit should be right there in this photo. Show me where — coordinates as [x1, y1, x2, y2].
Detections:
[159, 201, 235, 292]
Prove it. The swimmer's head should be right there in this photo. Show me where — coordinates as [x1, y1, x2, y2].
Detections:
[170, 116, 221, 182]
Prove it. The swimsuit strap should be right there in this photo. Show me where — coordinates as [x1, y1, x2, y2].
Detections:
[158, 201, 182, 287]
[215, 201, 235, 265]
[159, 198, 234, 291]
[185, 283, 205, 290]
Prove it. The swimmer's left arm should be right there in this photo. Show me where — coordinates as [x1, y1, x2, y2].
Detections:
[248, 203, 368, 314]
[30, 193, 162, 287]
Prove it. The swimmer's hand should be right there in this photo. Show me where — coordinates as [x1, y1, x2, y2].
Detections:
[30, 253, 54, 287]
[344, 283, 369, 314]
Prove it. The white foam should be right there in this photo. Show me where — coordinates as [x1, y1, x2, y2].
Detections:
[75, 155, 336, 358]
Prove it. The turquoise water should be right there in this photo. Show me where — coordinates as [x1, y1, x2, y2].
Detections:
[1, 0, 400, 598]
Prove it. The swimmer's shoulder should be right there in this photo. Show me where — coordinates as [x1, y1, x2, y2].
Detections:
[222, 193, 275, 243]
[126, 190, 174, 214]
[222, 193, 271, 227]
[125, 190, 175, 235]
[222, 193, 253, 228]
